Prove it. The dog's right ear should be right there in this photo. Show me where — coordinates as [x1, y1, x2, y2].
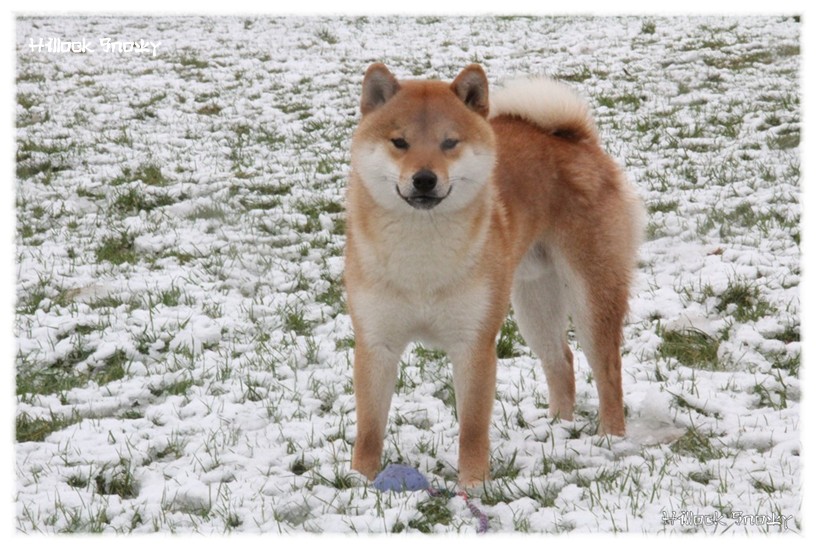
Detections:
[361, 63, 400, 115]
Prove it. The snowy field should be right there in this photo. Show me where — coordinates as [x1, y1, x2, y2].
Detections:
[14, 16, 800, 533]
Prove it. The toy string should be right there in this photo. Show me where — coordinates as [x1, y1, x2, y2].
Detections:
[427, 487, 489, 534]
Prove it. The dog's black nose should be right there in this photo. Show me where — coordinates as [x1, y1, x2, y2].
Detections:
[412, 170, 437, 193]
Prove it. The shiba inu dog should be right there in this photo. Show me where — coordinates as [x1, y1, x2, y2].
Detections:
[344, 63, 644, 486]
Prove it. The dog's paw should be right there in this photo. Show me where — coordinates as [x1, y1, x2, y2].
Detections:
[344, 468, 373, 487]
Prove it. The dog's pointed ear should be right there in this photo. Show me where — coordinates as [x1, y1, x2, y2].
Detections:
[361, 63, 400, 115]
[451, 64, 489, 117]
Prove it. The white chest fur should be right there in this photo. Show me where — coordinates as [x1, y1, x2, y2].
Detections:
[348, 210, 493, 353]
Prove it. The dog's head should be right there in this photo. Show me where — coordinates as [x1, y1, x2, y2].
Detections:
[350, 64, 496, 212]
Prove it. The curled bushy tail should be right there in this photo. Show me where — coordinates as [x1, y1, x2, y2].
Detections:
[489, 77, 599, 144]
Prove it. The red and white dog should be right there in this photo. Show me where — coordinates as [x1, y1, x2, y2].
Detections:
[344, 64, 644, 486]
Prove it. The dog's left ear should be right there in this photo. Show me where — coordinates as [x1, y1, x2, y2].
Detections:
[451, 64, 489, 117]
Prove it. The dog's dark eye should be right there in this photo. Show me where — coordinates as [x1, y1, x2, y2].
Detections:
[441, 138, 459, 151]
[391, 138, 409, 150]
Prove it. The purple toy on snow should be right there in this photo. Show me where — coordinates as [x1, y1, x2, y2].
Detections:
[372, 464, 430, 492]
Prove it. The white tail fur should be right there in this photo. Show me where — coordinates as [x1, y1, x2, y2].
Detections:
[489, 77, 599, 144]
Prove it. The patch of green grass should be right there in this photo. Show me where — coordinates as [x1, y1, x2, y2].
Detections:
[16, 410, 82, 443]
[597, 93, 643, 111]
[576, 467, 623, 489]
[149, 377, 195, 398]
[112, 126, 133, 146]
[239, 195, 283, 211]
[255, 127, 286, 147]
[597, 96, 615, 109]
[430, 376, 457, 412]
[316, 278, 346, 312]
[96, 231, 138, 265]
[94, 460, 138, 499]
[67, 475, 89, 489]
[132, 108, 157, 121]
[704, 49, 774, 70]
[751, 382, 788, 410]
[776, 42, 800, 56]
[496, 317, 524, 359]
[16, 286, 49, 315]
[769, 129, 800, 150]
[187, 204, 228, 221]
[697, 198, 793, 239]
[481, 479, 558, 507]
[648, 200, 679, 214]
[59, 506, 112, 533]
[16, 158, 66, 181]
[17, 93, 38, 109]
[688, 469, 714, 484]
[557, 65, 592, 83]
[554, 456, 582, 473]
[109, 167, 132, 186]
[197, 103, 222, 116]
[336, 336, 355, 350]
[413, 345, 445, 362]
[658, 327, 721, 370]
[290, 457, 312, 476]
[281, 304, 313, 336]
[133, 162, 167, 186]
[178, 53, 209, 68]
[130, 92, 167, 109]
[155, 433, 186, 461]
[751, 477, 779, 495]
[293, 197, 344, 234]
[17, 70, 46, 83]
[113, 187, 174, 214]
[775, 323, 799, 344]
[17, 346, 130, 400]
[275, 101, 311, 116]
[670, 427, 725, 462]
[17, 139, 67, 160]
[670, 392, 721, 418]
[315, 27, 339, 44]
[87, 295, 129, 310]
[408, 495, 453, 532]
[716, 280, 772, 322]
[16, 348, 91, 397]
[18, 222, 36, 240]
[709, 113, 742, 138]
[94, 350, 129, 385]
[305, 464, 356, 490]
[245, 182, 293, 197]
[491, 450, 521, 480]
[158, 286, 183, 307]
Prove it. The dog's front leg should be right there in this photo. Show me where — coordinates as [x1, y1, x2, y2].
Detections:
[351, 340, 401, 480]
[450, 341, 497, 487]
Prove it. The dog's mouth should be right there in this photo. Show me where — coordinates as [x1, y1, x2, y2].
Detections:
[396, 185, 452, 210]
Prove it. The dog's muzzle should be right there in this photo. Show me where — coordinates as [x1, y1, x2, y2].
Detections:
[398, 169, 450, 210]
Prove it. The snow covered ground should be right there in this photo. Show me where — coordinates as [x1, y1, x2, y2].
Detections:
[14, 15, 800, 533]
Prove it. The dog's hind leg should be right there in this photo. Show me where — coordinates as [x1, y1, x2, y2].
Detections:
[562, 258, 629, 437]
[511, 246, 576, 421]
[570, 278, 628, 436]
